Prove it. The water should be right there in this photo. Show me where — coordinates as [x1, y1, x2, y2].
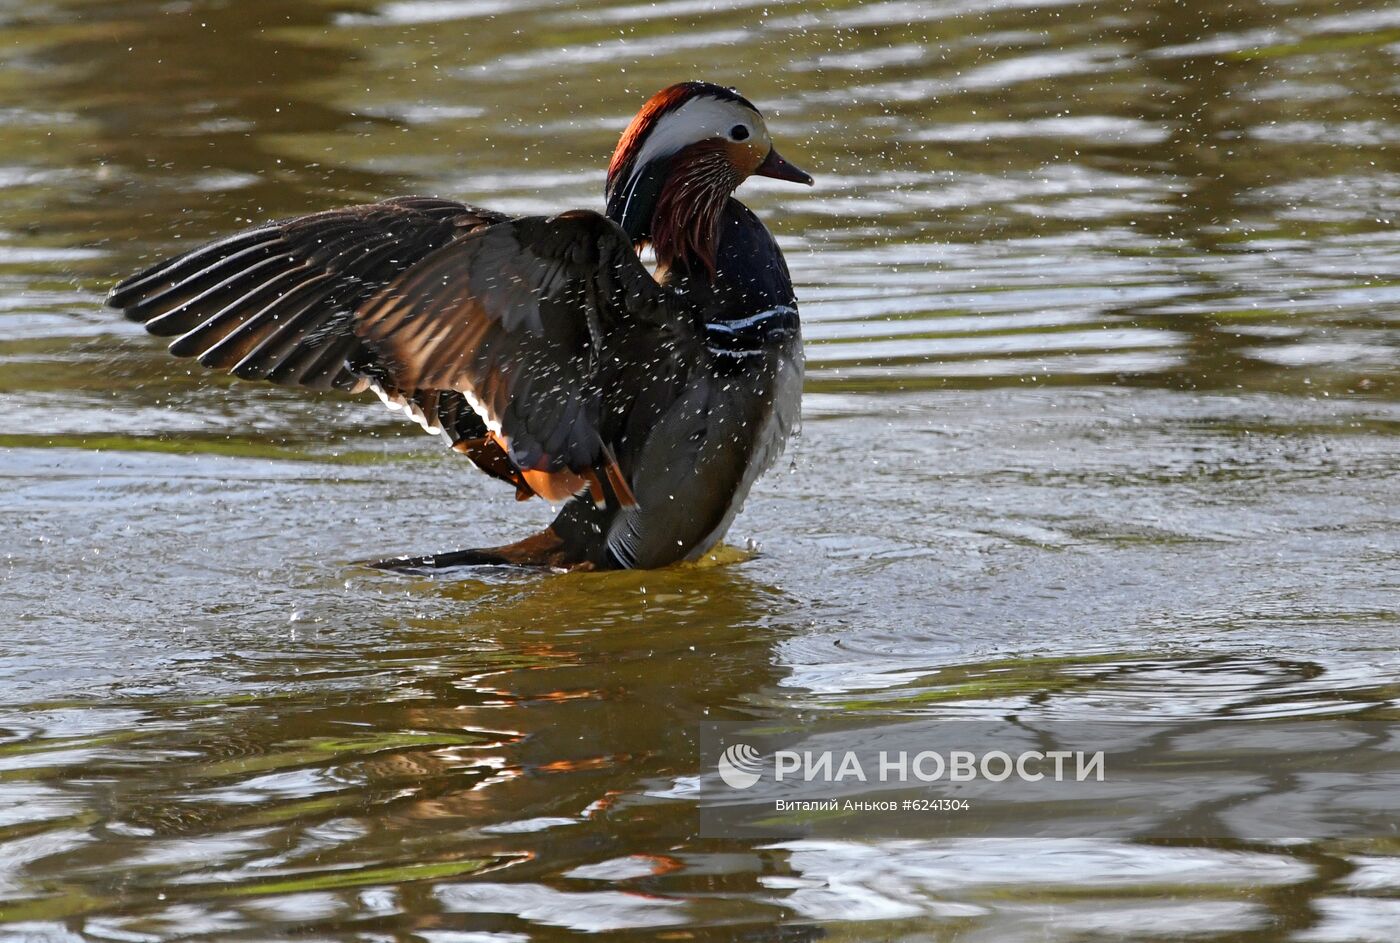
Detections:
[1, 0, 1397, 938]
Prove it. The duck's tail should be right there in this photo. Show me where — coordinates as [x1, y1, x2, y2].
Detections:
[363, 527, 596, 573]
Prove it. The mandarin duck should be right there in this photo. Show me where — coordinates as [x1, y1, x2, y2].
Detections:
[108, 81, 812, 571]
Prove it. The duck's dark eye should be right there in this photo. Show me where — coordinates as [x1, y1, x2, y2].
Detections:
[730, 124, 750, 142]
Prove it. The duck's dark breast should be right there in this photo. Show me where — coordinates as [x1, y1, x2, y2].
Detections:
[546, 198, 804, 570]
[602, 337, 802, 569]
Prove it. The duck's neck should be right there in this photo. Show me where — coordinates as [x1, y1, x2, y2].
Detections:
[649, 146, 739, 277]
[608, 146, 739, 278]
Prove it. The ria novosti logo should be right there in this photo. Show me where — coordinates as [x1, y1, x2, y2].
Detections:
[714, 744, 1107, 790]
[717, 743, 764, 789]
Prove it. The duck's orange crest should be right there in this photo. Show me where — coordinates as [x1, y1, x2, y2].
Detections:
[607, 82, 708, 194]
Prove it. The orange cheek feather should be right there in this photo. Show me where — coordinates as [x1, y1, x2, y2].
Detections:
[725, 140, 767, 178]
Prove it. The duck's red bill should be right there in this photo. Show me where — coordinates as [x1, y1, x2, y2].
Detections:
[755, 148, 814, 185]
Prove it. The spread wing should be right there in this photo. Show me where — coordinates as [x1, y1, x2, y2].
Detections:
[109, 197, 508, 397]
[110, 200, 688, 502]
[353, 210, 682, 476]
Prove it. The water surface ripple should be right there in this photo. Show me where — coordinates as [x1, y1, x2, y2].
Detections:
[1, 0, 1397, 939]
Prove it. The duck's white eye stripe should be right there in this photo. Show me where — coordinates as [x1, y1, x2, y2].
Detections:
[632, 98, 758, 170]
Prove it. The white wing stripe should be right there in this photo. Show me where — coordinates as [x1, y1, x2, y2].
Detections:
[704, 305, 797, 334]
